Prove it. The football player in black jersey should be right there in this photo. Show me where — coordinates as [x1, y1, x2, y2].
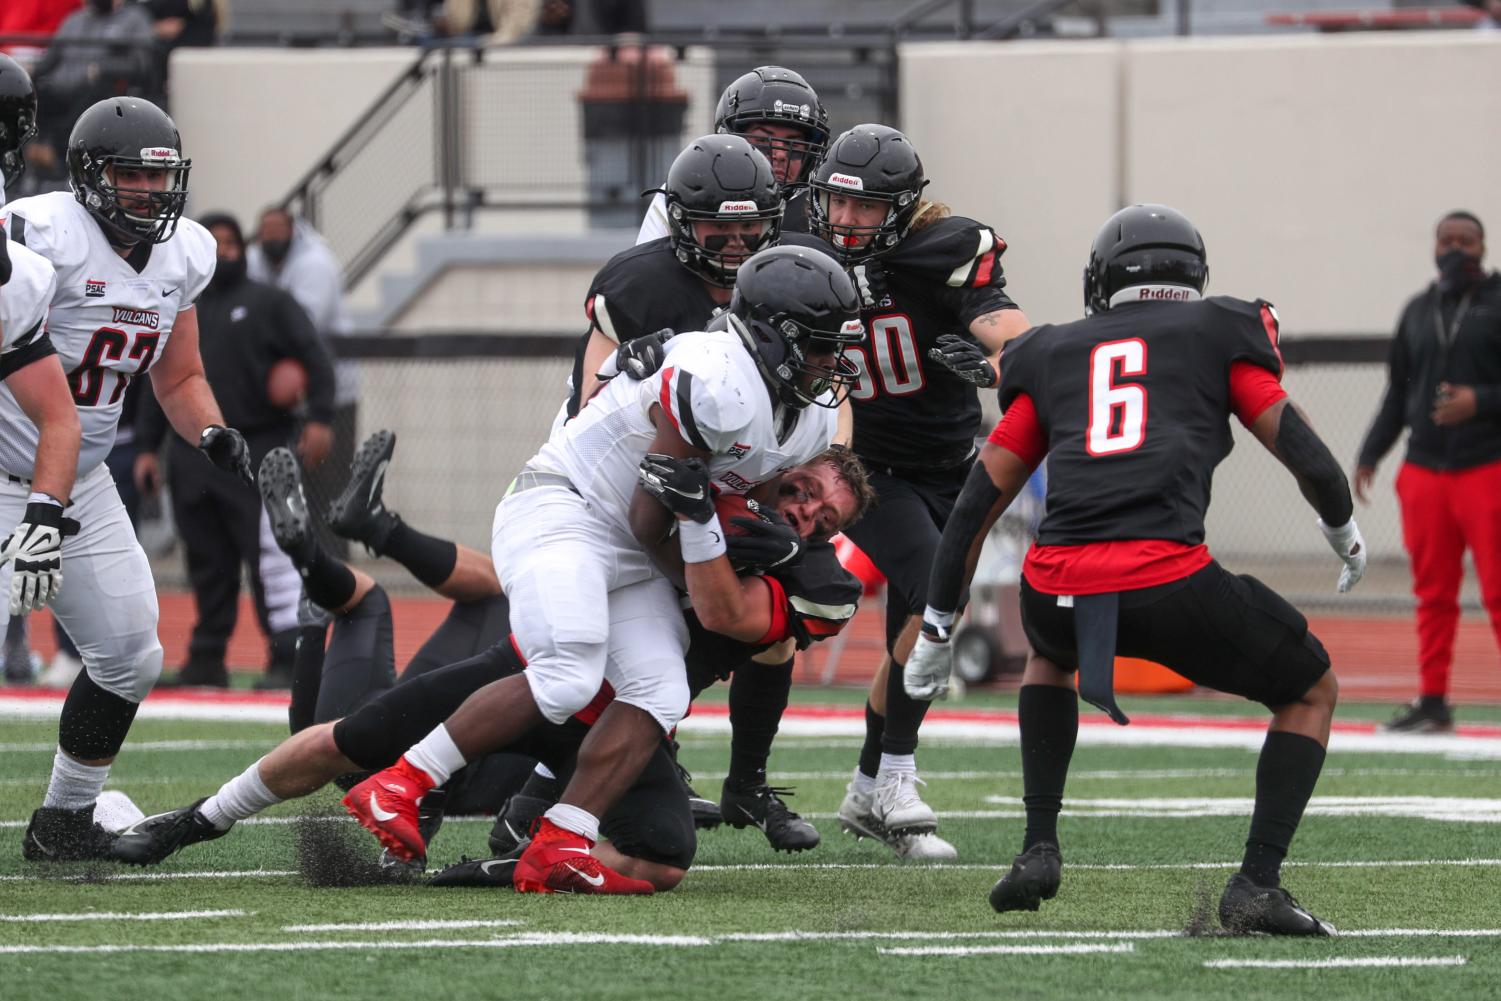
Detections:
[807, 124, 1031, 859]
[911, 205, 1362, 935]
[637, 65, 828, 243]
[110, 445, 872, 893]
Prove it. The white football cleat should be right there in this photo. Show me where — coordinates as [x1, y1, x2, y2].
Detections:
[872, 770, 939, 833]
[837, 780, 883, 841]
[888, 830, 959, 861]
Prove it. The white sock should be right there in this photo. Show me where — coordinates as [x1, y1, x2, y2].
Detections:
[533, 762, 556, 781]
[42, 750, 110, 811]
[405, 725, 468, 786]
[199, 758, 282, 830]
[850, 767, 876, 795]
[544, 803, 600, 842]
[878, 753, 916, 777]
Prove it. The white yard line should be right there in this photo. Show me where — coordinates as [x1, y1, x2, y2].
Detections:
[281, 920, 526, 932]
[0, 910, 246, 923]
[1203, 956, 1467, 969]
[0, 933, 716, 955]
[878, 942, 1136, 957]
[0, 740, 273, 753]
[974, 795, 1501, 823]
[0, 869, 296, 882]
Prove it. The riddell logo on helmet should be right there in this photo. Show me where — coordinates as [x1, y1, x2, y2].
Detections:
[840, 319, 864, 335]
[718, 201, 758, 214]
[827, 173, 864, 190]
[773, 100, 811, 118]
[139, 147, 179, 163]
[1136, 286, 1193, 301]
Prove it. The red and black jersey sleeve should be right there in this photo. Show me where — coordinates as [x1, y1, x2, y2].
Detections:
[764, 539, 862, 649]
[997, 324, 1046, 412]
[1207, 295, 1284, 379]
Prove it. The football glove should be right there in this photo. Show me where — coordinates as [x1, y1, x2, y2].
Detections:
[1318, 518, 1366, 593]
[638, 453, 715, 524]
[199, 425, 254, 487]
[928, 334, 998, 388]
[725, 506, 803, 573]
[903, 632, 954, 701]
[0, 501, 80, 615]
[597, 328, 676, 382]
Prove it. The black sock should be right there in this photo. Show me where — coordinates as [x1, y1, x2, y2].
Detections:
[880, 655, 932, 756]
[380, 520, 458, 589]
[287, 623, 328, 734]
[518, 766, 562, 802]
[857, 701, 884, 779]
[1241, 731, 1326, 887]
[293, 535, 358, 611]
[1418, 694, 1449, 712]
[1019, 684, 1079, 851]
[727, 657, 793, 787]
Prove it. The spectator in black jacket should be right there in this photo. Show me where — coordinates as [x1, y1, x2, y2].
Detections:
[138, 212, 336, 689]
[1356, 210, 1501, 732]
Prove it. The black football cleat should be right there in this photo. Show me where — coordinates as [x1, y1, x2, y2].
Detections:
[327, 430, 399, 553]
[111, 798, 229, 866]
[687, 786, 724, 830]
[259, 447, 315, 564]
[1218, 873, 1335, 936]
[22, 805, 120, 862]
[1381, 699, 1454, 734]
[721, 781, 820, 852]
[428, 854, 519, 888]
[488, 791, 554, 856]
[989, 842, 1063, 913]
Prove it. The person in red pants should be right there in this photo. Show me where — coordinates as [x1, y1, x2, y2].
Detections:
[1356, 210, 1501, 732]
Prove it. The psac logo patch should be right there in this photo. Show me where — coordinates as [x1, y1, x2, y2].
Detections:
[727, 441, 753, 460]
[84, 278, 107, 298]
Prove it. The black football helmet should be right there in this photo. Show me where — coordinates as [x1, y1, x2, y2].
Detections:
[0, 54, 37, 189]
[808, 124, 928, 265]
[67, 98, 191, 247]
[1083, 204, 1209, 314]
[721, 246, 864, 410]
[714, 66, 830, 187]
[661, 134, 784, 288]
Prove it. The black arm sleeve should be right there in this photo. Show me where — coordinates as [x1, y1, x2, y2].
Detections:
[0, 327, 58, 379]
[273, 290, 337, 424]
[927, 461, 1005, 617]
[0, 234, 11, 286]
[1356, 326, 1410, 469]
[1277, 405, 1354, 527]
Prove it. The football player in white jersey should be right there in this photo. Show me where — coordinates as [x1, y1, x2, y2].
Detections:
[7, 97, 256, 862]
[344, 246, 865, 892]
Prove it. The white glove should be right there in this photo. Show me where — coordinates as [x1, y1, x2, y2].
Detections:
[0, 500, 75, 615]
[903, 632, 954, 701]
[1318, 518, 1366, 593]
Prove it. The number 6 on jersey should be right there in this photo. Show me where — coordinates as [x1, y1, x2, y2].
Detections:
[1086, 338, 1147, 456]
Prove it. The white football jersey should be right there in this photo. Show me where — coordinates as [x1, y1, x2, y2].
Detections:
[0, 192, 215, 477]
[532, 328, 837, 539]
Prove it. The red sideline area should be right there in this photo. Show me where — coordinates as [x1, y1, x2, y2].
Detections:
[13, 591, 1500, 705]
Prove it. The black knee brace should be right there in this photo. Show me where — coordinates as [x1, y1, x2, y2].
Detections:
[58, 671, 140, 760]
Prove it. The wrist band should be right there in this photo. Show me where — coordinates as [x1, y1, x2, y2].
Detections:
[678, 514, 727, 564]
[922, 605, 956, 641]
[26, 492, 63, 508]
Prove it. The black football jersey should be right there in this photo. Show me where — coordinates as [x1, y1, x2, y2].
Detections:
[999, 296, 1284, 547]
[569, 238, 719, 417]
[684, 537, 862, 695]
[846, 216, 1017, 469]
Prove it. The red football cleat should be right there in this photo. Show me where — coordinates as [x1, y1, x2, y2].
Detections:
[513, 818, 656, 895]
[342, 758, 435, 862]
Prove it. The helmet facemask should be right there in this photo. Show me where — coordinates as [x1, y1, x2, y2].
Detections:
[666, 199, 784, 288]
[76, 150, 190, 246]
[0, 102, 36, 188]
[729, 310, 864, 411]
[809, 184, 923, 266]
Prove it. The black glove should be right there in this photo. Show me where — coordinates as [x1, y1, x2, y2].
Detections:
[598, 328, 676, 381]
[928, 334, 997, 388]
[638, 453, 715, 524]
[725, 506, 804, 573]
[1, 501, 81, 615]
[199, 425, 254, 487]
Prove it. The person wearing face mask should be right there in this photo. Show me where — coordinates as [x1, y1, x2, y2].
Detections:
[136, 212, 336, 690]
[1355, 210, 1501, 733]
[247, 206, 357, 559]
